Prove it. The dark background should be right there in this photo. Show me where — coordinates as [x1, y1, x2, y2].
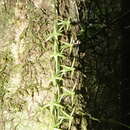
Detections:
[77, 0, 130, 129]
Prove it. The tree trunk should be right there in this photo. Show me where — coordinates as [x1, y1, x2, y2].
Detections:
[0, 0, 87, 130]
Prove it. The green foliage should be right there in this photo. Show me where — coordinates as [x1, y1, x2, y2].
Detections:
[44, 18, 78, 129]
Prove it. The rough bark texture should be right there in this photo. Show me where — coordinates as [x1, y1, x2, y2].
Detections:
[0, 0, 87, 130]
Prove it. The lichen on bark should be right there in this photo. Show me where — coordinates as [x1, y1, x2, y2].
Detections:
[0, 0, 88, 130]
